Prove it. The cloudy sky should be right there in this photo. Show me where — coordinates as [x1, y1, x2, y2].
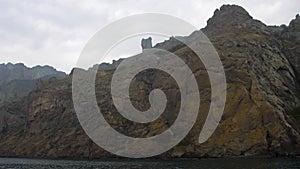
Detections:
[0, 0, 299, 73]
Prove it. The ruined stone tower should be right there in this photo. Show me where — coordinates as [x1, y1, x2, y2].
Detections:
[141, 37, 152, 51]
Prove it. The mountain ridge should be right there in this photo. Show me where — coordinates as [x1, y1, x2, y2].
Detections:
[0, 63, 66, 103]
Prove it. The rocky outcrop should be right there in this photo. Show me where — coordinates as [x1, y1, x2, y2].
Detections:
[281, 14, 300, 96]
[204, 5, 269, 34]
[0, 5, 299, 158]
[203, 4, 300, 112]
[88, 59, 123, 72]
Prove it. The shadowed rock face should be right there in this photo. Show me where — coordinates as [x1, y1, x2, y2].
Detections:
[0, 5, 299, 159]
[282, 14, 300, 92]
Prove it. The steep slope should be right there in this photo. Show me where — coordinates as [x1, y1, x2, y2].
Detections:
[0, 5, 299, 158]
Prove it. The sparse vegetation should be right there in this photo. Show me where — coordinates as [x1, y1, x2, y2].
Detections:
[290, 107, 300, 121]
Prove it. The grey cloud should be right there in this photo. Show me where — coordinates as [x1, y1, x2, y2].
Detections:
[0, 0, 299, 73]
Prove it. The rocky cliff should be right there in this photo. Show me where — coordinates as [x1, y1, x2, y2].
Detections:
[0, 5, 299, 158]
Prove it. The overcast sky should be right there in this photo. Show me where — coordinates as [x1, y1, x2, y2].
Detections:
[0, 0, 299, 73]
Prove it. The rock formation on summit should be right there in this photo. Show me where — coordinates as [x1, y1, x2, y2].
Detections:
[141, 37, 153, 51]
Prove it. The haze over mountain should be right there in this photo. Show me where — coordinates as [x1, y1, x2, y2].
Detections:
[0, 5, 299, 158]
[0, 63, 66, 103]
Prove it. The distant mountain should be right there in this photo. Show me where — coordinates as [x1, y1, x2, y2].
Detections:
[0, 63, 66, 102]
[0, 5, 299, 158]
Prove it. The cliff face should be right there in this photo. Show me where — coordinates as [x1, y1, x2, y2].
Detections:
[0, 5, 299, 158]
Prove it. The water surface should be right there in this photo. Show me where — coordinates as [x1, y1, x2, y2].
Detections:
[0, 157, 299, 169]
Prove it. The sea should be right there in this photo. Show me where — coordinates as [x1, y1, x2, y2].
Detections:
[0, 157, 299, 169]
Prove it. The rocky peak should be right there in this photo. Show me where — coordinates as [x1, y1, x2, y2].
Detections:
[204, 4, 268, 34]
[289, 14, 300, 28]
[205, 5, 252, 30]
[287, 14, 300, 35]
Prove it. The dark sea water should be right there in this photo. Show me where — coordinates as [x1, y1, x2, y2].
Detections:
[0, 157, 299, 169]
